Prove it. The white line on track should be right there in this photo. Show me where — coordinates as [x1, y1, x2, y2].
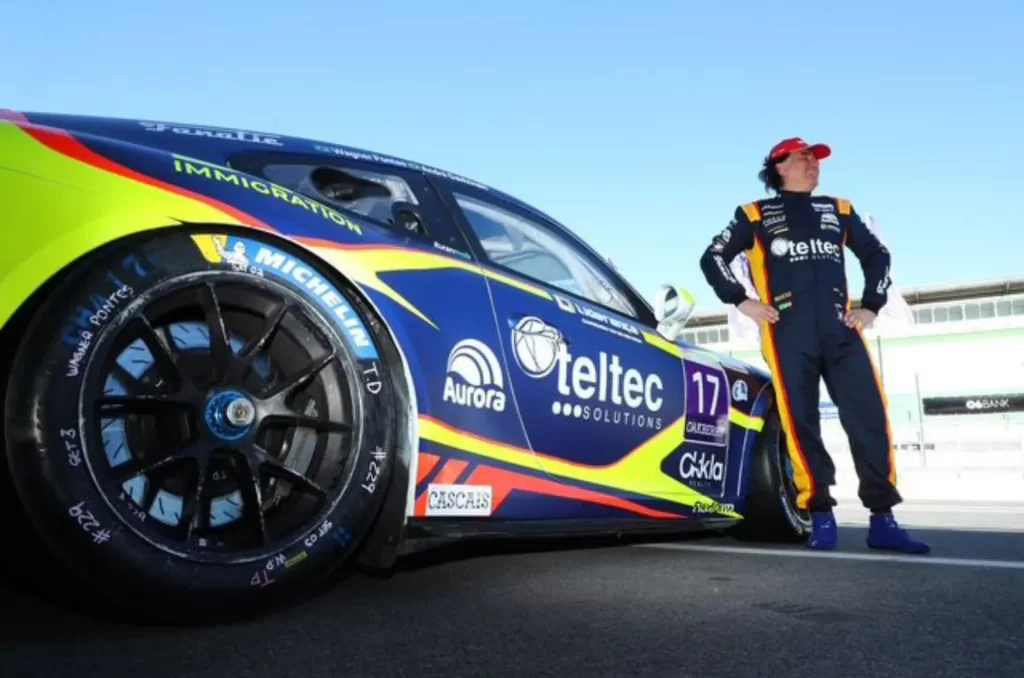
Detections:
[844, 503, 1024, 515]
[635, 543, 1024, 570]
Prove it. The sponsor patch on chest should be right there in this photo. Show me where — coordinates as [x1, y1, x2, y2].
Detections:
[820, 212, 841, 233]
[769, 236, 843, 263]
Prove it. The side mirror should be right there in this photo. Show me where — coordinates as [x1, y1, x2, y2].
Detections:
[653, 284, 695, 341]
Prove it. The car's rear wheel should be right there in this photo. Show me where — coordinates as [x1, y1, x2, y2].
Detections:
[732, 406, 811, 542]
[4, 227, 397, 623]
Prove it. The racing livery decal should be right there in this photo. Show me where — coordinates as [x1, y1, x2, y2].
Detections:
[191, 234, 379, 360]
[509, 315, 666, 432]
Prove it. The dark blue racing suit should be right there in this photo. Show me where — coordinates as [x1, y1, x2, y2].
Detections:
[699, 190, 902, 513]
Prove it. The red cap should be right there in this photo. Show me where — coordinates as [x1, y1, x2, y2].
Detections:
[769, 137, 831, 161]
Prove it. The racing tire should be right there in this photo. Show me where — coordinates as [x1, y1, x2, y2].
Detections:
[731, 406, 811, 542]
[4, 227, 399, 624]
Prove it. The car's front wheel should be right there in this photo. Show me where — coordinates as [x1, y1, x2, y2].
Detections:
[4, 227, 398, 623]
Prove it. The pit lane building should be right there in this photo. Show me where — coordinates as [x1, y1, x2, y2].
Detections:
[682, 276, 1024, 500]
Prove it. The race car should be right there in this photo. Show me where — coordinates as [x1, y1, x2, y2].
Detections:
[0, 110, 809, 622]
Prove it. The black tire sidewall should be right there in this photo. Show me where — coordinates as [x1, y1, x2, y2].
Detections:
[763, 410, 811, 536]
[734, 407, 810, 542]
[5, 227, 397, 609]
[771, 424, 811, 536]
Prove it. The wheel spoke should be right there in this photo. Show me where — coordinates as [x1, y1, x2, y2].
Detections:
[109, 363, 161, 397]
[197, 282, 231, 383]
[236, 452, 268, 546]
[180, 453, 212, 540]
[111, 440, 204, 482]
[259, 401, 351, 435]
[130, 315, 189, 391]
[263, 349, 336, 403]
[137, 477, 160, 513]
[97, 394, 194, 416]
[267, 413, 350, 434]
[251, 444, 327, 498]
[239, 300, 289, 366]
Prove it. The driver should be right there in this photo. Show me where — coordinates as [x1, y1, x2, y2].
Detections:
[697, 137, 930, 555]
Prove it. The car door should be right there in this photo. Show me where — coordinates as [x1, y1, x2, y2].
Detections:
[433, 183, 696, 504]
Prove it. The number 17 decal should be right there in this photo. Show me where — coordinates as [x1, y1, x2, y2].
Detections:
[676, 358, 731, 496]
[684, 360, 729, 447]
[692, 370, 720, 416]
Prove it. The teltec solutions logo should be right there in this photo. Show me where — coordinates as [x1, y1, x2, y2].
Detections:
[443, 339, 507, 412]
[770, 237, 842, 264]
[510, 316, 664, 430]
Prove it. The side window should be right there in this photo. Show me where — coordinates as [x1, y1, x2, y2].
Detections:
[241, 160, 429, 237]
[453, 192, 638, 318]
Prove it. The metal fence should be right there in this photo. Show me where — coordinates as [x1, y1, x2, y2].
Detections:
[820, 416, 1024, 471]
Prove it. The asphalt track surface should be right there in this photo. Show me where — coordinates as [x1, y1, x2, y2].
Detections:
[3, 503, 1023, 678]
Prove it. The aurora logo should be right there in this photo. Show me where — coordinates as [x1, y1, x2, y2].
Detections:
[443, 339, 506, 412]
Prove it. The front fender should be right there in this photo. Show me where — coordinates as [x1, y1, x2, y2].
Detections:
[0, 118, 261, 330]
[1, 208, 191, 331]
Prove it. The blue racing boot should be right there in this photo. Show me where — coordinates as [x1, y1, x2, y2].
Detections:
[867, 512, 931, 554]
[806, 511, 837, 550]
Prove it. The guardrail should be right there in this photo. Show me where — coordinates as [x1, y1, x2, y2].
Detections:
[818, 420, 1024, 503]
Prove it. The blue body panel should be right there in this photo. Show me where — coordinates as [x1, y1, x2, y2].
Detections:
[7, 110, 778, 532]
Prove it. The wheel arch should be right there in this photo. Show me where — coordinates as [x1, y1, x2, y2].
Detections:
[735, 375, 779, 503]
[0, 221, 420, 571]
[276, 231, 420, 570]
[731, 372, 812, 541]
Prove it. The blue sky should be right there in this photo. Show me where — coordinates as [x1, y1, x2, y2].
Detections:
[3, 0, 1022, 314]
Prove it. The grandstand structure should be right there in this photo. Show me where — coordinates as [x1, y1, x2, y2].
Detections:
[683, 276, 1024, 469]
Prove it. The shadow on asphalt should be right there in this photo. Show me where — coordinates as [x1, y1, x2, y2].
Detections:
[4, 518, 1023, 638]
[0, 524, 727, 632]
[387, 528, 729, 573]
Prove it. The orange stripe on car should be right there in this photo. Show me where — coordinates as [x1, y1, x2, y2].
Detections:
[416, 453, 442, 484]
[463, 465, 685, 518]
[433, 459, 470, 485]
[12, 120, 278, 234]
